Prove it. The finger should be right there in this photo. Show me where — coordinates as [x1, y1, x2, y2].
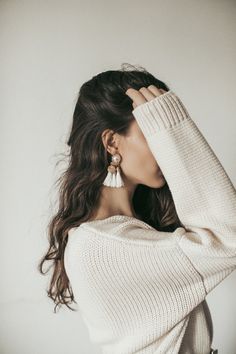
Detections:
[125, 88, 147, 106]
[147, 85, 164, 97]
[139, 87, 156, 102]
[159, 88, 168, 94]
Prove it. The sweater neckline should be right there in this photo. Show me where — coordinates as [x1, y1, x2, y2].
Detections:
[79, 214, 156, 230]
[81, 215, 140, 224]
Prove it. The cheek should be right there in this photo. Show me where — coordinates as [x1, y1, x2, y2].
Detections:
[121, 137, 161, 180]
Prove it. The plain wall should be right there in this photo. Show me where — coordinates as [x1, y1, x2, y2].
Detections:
[1, 0, 236, 353]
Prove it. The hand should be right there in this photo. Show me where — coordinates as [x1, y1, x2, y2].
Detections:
[125, 85, 168, 110]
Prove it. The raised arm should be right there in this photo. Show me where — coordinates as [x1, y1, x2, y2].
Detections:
[131, 88, 236, 294]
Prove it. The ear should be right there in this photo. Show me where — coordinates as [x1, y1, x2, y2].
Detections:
[101, 129, 120, 155]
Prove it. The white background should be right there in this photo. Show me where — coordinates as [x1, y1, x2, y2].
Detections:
[1, 0, 236, 353]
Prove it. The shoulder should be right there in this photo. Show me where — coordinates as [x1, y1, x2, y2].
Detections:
[67, 218, 185, 250]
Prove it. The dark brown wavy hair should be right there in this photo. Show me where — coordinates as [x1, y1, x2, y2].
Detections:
[38, 63, 184, 313]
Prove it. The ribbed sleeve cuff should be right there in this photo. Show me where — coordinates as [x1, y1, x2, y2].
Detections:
[132, 90, 191, 137]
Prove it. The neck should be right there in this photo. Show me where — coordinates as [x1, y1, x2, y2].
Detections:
[91, 179, 139, 220]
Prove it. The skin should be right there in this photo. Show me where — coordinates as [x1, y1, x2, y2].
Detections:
[90, 85, 167, 221]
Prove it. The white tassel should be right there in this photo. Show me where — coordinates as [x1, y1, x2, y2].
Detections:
[111, 171, 116, 187]
[103, 166, 125, 188]
[115, 166, 124, 187]
[103, 171, 113, 187]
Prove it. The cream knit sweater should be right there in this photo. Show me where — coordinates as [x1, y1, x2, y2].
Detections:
[64, 90, 236, 354]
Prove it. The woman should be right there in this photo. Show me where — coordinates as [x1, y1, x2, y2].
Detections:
[39, 63, 235, 353]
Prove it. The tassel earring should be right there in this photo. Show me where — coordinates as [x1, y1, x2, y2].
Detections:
[102, 153, 125, 188]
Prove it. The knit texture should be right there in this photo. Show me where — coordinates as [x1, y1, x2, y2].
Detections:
[64, 90, 236, 354]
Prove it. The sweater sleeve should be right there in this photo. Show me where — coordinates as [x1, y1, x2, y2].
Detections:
[132, 89, 236, 295]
